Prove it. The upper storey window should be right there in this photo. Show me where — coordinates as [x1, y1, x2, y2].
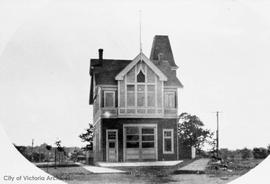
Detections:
[137, 71, 145, 83]
[164, 92, 176, 108]
[104, 91, 115, 107]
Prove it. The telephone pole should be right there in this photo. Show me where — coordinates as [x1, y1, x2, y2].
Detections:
[216, 111, 220, 158]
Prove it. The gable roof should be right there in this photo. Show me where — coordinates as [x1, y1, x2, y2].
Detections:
[150, 35, 178, 68]
[115, 52, 168, 81]
[90, 59, 131, 85]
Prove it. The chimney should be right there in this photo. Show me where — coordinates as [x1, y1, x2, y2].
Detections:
[98, 48, 103, 66]
[98, 48, 103, 60]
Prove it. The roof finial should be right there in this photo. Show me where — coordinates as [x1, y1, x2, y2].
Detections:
[139, 10, 142, 54]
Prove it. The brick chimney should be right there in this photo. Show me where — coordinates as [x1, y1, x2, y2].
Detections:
[98, 48, 103, 66]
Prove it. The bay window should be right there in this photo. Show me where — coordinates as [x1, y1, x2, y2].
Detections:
[126, 69, 156, 108]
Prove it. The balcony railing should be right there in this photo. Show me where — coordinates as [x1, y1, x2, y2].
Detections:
[94, 107, 177, 121]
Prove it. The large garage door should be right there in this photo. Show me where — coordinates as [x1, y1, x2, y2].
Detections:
[124, 125, 157, 161]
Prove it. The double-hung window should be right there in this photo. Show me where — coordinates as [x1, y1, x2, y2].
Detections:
[164, 92, 176, 108]
[104, 91, 115, 107]
[163, 129, 174, 154]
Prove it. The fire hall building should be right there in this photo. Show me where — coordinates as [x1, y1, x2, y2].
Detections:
[89, 35, 183, 163]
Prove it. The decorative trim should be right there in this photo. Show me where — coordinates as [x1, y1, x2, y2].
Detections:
[115, 52, 167, 81]
[98, 84, 117, 88]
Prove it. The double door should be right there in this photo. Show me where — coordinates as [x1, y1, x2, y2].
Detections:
[124, 125, 157, 161]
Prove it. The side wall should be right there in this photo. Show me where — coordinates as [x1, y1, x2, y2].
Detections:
[100, 118, 178, 162]
[93, 120, 103, 163]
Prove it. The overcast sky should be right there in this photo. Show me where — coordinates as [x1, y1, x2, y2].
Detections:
[0, 0, 270, 149]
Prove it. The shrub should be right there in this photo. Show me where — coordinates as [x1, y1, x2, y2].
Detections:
[239, 148, 253, 160]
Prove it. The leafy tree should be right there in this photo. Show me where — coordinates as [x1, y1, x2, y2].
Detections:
[253, 147, 268, 159]
[178, 112, 214, 151]
[79, 123, 94, 150]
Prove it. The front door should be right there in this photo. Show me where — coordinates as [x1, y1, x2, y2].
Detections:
[106, 130, 118, 162]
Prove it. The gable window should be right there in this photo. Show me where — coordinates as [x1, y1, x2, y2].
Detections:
[104, 91, 115, 107]
[137, 71, 145, 83]
[163, 129, 174, 154]
[165, 92, 176, 108]
[127, 85, 135, 107]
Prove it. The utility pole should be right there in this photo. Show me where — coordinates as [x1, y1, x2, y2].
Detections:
[31, 139, 34, 162]
[216, 111, 220, 158]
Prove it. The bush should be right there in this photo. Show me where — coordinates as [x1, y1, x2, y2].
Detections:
[239, 148, 253, 160]
[252, 147, 268, 159]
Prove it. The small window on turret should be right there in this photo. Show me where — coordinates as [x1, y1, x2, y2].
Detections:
[137, 71, 145, 83]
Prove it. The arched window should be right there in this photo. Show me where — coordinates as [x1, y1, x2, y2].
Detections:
[137, 71, 145, 83]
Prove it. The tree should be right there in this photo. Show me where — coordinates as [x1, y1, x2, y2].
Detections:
[54, 140, 66, 165]
[178, 112, 214, 151]
[253, 147, 268, 159]
[79, 123, 94, 151]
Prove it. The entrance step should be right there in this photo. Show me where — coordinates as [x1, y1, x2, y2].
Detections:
[97, 160, 182, 167]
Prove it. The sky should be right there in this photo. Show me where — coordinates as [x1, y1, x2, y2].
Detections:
[0, 0, 270, 150]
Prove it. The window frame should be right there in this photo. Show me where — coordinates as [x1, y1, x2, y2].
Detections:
[164, 91, 176, 109]
[104, 91, 115, 108]
[163, 129, 174, 154]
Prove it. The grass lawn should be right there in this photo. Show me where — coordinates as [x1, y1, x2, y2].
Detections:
[205, 158, 264, 178]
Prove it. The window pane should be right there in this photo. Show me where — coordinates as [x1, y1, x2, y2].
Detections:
[127, 135, 139, 141]
[108, 132, 116, 140]
[164, 131, 172, 137]
[127, 92, 135, 106]
[147, 85, 155, 91]
[164, 138, 172, 152]
[127, 85, 135, 91]
[142, 142, 154, 148]
[126, 142, 139, 148]
[109, 142, 115, 148]
[105, 92, 114, 107]
[137, 71, 145, 83]
[142, 128, 154, 134]
[137, 93, 145, 106]
[137, 85, 145, 92]
[147, 93, 155, 107]
[126, 127, 139, 134]
[142, 135, 154, 141]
